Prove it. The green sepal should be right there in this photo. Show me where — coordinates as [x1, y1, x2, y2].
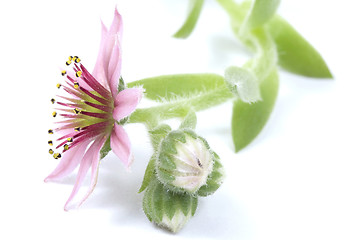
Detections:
[232, 68, 279, 152]
[267, 15, 333, 78]
[173, 0, 204, 39]
[148, 124, 172, 149]
[179, 110, 197, 130]
[99, 136, 111, 160]
[197, 152, 225, 197]
[143, 179, 198, 232]
[118, 76, 126, 92]
[138, 154, 157, 193]
[127, 73, 226, 102]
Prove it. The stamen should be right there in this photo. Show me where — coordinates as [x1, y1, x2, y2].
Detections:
[48, 140, 53, 146]
[68, 56, 73, 61]
[52, 111, 57, 117]
[63, 144, 69, 151]
[75, 71, 82, 78]
[74, 82, 79, 89]
[73, 108, 81, 114]
[51, 98, 55, 104]
[67, 137, 73, 143]
[48, 129, 54, 134]
[49, 149, 54, 154]
[74, 127, 81, 132]
[56, 83, 62, 89]
[75, 57, 81, 63]
[66, 60, 72, 66]
[61, 70, 67, 76]
[53, 153, 62, 159]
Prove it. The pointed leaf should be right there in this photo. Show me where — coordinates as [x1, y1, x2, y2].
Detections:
[267, 15, 332, 78]
[127, 73, 225, 102]
[173, 0, 204, 39]
[232, 68, 279, 152]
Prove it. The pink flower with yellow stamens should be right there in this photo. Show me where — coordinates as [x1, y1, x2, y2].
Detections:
[45, 9, 143, 210]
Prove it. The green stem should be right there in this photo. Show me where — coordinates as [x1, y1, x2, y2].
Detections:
[129, 85, 233, 124]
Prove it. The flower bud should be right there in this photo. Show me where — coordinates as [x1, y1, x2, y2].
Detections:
[143, 179, 198, 233]
[155, 129, 224, 195]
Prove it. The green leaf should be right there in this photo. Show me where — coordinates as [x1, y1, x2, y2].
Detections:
[232, 68, 279, 152]
[138, 155, 156, 193]
[127, 73, 226, 102]
[179, 110, 197, 130]
[173, 0, 204, 39]
[267, 15, 332, 78]
[99, 136, 111, 160]
[246, 0, 280, 29]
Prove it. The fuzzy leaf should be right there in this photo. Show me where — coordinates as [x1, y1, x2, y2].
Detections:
[127, 74, 225, 102]
[173, 0, 204, 39]
[232, 68, 279, 152]
[267, 15, 332, 78]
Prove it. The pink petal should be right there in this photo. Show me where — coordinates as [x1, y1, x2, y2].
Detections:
[108, 38, 122, 97]
[110, 124, 131, 167]
[64, 137, 104, 211]
[113, 88, 143, 121]
[92, 8, 123, 96]
[44, 141, 90, 182]
[92, 21, 109, 89]
[78, 136, 107, 208]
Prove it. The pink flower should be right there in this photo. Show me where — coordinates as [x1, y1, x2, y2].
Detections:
[45, 9, 143, 210]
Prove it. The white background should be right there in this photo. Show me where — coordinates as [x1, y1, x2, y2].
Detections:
[0, 0, 360, 239]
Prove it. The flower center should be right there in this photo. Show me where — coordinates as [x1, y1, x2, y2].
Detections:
[48, 56, 114, 159]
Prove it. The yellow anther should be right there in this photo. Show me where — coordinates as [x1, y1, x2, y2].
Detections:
[49, 149, 54, 155]
[48, 129, 54, 134]
[68, 56, 73, 61]
[48, 140, 53, 146]
[67, 137, 73, 143]
[66, 60, 72, 66]
[53, 153, 62, 159]
[52, 111, 57, 117]
[73, 108, 81, 114]
[74, 82, 79, 89]
[75, 71, 82, 78]
[64, 144, 69, 151]
[61, 70, 67, 76]
[51, 98, 55, 104]
[74, 127, 81, 132]
[56, 83, 61, 89]
[75, 57, 81, 63]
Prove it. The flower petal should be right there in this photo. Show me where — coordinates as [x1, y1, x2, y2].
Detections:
[92, 21, 109, 89]
[92, 8, 123, 96]
[110, 124, 131, 167]
[108, 37, 122, 97]
[77, 136, 107, 208]
[113, 88, 143, 121]
[64, 138, 103, 211]
[44, 141, 89, 182]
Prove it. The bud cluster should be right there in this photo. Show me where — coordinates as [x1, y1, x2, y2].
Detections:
[142, 128, 224, 232]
